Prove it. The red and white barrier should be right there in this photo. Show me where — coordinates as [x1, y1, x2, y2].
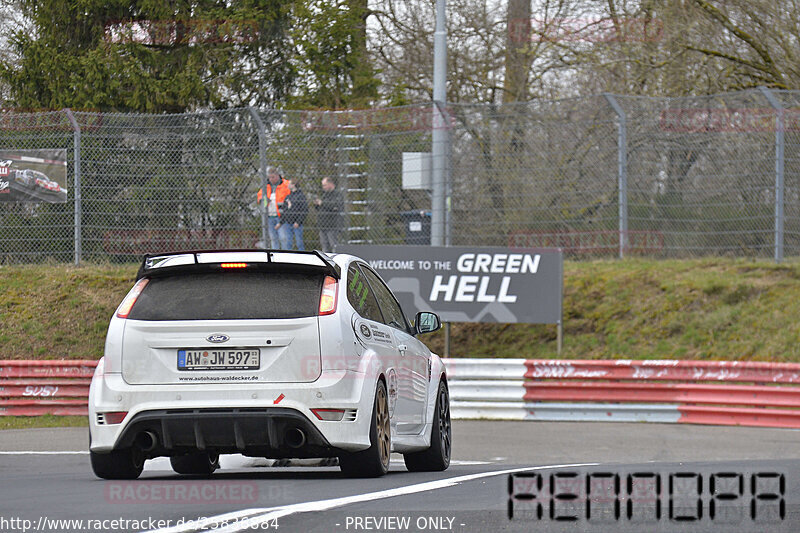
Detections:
[0, 360, 96, 416]
[6, 358, 800, 428]
[444, 358, 800, 428]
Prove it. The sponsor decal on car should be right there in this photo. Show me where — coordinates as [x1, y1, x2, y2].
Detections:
[370, 326, 394, 345]
[0, 179, 9, 193]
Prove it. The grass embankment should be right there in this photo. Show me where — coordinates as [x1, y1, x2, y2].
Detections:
[0, 415, 87, 430]
[0, 263, 132, 428]
[0, 263, 135, 360]
[1, 258, 800, 362]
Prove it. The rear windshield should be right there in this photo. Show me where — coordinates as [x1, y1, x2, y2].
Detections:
[128, 271, 323, 320]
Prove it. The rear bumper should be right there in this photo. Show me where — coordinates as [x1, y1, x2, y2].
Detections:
[89, 369, 375, 455]
[111, 407, 334, 458]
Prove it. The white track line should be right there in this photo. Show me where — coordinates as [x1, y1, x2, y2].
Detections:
[147, 462, 598, 533]
[0, 451, 88, 455]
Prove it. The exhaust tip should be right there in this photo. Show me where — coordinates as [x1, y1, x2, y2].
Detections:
[135, 431, 158, 452]
[285, 428, 306, 449]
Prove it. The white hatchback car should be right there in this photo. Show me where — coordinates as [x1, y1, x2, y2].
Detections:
[89, 250, 450, 479]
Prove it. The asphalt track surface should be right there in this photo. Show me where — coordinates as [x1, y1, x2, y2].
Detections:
[2, 421, 800, 532]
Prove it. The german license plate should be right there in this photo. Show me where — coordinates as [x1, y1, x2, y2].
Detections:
[177, 348, 260, 371]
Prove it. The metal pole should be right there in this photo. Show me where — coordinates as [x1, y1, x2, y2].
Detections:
[759, 87, 785, 263]
[557, 250, 563, 356]
[248, 107, 269, 249]
[433, 0, 450, 357]
[444, 322, 451, 358]
[65, 109, 81, 265]
[431, 0, 447, 248]
[445, 114, 452, 248]
[604, 94, 628, 259]
[557, 322, 563, 356]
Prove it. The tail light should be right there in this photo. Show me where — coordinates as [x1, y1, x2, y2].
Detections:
[319, 276, 338, 315]
[116, 278, 149, 318]
[220, 263, 248, 268]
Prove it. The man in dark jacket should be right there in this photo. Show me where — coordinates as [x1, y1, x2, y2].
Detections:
[313, 176, 344, 252]
[280, 180, 309, 250]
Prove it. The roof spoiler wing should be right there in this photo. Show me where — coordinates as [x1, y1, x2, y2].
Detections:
[136, 249, 341, 280]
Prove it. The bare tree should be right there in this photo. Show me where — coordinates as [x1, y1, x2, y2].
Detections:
[687, 0, 800, 90]
[503, 0, 531, 104]
[370, 0, 508, 104]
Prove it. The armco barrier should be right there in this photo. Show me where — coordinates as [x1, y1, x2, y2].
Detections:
[5, 358, 800, 428]
[443, 358, 800, 428]
[0, 360, 96, 416]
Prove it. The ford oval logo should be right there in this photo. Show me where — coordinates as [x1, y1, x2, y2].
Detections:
[207, 334, 229, 343]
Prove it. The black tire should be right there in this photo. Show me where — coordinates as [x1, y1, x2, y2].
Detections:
[404, 380, 451, 472]
[339, 380, 391, 478]
[170, 451, 220, 476]
[90, 448, 145, 480]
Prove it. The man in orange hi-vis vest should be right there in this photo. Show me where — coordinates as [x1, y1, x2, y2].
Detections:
[257, 167, 291, 249]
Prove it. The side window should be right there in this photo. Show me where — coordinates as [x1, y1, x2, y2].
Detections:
[347, 263, 383, 322]
[361, 267, 409, 332]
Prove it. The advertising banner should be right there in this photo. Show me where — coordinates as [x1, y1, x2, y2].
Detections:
[0, 150, 68, 203]
[336, 245, 563, 324]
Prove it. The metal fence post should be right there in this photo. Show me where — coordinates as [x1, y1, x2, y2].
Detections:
[248, 107, 268, 249]
[604, 94, 628, 259]
[439, 101, 453, 248]
[758, 87, 785, 263]
[64, 109, 81, 265]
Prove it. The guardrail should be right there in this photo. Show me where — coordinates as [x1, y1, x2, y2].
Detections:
[444, 358, 800, 428]
[0, 360, 96, 416]
[5, 358, 800, 428]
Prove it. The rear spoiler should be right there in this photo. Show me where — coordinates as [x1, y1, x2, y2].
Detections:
[136, 249, 341, 280]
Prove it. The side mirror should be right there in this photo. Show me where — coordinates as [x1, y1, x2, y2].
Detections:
[414, 311, 441, 335]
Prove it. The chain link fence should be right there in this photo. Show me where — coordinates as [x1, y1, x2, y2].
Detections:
[1, 89, 798, 264]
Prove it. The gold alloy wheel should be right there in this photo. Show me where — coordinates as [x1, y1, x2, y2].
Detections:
[377, 384, 391, 468]
[438, 384, 451, 462]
